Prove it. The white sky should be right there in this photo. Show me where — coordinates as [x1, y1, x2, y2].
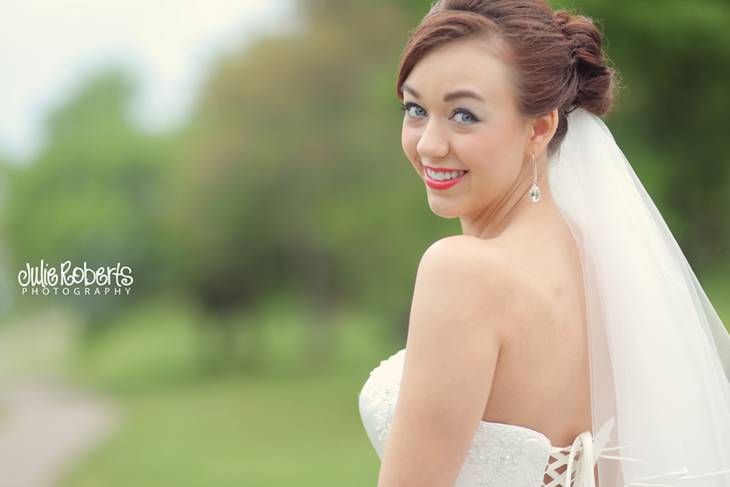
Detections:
[0, 0, 298, 164]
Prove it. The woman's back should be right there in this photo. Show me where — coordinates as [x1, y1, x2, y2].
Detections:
[482, 207, 592, 448]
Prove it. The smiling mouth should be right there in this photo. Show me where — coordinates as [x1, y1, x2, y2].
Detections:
[423, 166, 469, 181]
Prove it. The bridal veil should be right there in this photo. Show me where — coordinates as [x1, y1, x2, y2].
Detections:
[547, 107, 730, 487]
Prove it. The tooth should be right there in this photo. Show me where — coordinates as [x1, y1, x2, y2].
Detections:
[428, 169, 467, 181]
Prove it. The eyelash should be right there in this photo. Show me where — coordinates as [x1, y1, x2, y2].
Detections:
[399, 102, 480, 124]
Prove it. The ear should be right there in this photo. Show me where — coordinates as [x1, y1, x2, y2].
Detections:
[527, 108, 559, 158]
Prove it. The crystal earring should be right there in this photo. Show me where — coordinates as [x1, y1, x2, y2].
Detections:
[528, 152, 541, 203]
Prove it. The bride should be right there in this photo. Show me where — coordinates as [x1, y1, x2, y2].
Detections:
[358, 1, 730, 486]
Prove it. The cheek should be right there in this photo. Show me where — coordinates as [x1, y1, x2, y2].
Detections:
[452, 132, 501, 171]
[464, 123, 519, 167]
[401, 126, 421, 170]
[453, 129, 518, 189]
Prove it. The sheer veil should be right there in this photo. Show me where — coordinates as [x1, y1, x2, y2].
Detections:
[547, 108, 730, 487]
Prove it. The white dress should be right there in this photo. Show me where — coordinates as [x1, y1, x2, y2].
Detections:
[358, 348, 603, 487]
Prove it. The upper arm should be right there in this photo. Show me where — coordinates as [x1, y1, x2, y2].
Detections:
[376, 235, 518, 487]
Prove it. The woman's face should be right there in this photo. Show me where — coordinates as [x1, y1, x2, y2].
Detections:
[400, 36, 531, 220]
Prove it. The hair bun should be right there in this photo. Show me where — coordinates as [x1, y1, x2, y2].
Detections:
[554, 10, 616, 117]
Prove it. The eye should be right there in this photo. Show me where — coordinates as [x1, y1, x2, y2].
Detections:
[453, 109, 479, 124]
[400, 102, 427, 119]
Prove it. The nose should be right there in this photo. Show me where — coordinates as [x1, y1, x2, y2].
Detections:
[416, 118, 449, 161]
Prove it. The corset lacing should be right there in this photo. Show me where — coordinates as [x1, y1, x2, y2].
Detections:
[547, 416, 730, 487]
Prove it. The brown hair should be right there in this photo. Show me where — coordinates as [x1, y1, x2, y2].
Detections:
[396, 0, 619, 156]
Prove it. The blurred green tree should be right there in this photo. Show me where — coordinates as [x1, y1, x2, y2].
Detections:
[170, 0, 454, 334]
[4, 68, 177, 331]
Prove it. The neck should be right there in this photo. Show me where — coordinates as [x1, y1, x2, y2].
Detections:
[460, 153, 555, 240]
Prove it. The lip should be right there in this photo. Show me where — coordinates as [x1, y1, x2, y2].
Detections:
[423, 165, 469, 190]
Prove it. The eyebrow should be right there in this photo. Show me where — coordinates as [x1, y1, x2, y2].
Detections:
[402, 83, 486, 103]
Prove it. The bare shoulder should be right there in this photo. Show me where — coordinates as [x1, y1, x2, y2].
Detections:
[418, 235, 525, 291]
[379, 235, 529, 485]
[414, 235, 530, 341]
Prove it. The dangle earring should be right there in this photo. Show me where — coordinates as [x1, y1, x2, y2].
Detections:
[528, 152, 541, 203]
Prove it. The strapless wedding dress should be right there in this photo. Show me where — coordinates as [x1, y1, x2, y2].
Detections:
[358, 348, 618, 487]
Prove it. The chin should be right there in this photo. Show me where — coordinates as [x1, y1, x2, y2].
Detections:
[427, 199, 462, 219]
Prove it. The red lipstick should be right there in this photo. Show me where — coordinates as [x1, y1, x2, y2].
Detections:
[423, 165, 469, 190]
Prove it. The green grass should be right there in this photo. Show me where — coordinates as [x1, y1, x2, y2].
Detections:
[58, 296, 393, 487]
[0, 307, 80, 381]
[61, 368, 380, 487]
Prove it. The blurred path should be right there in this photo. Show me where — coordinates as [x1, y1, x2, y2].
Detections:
[0, 378, 119, 487]
[0, 310, 119, 487]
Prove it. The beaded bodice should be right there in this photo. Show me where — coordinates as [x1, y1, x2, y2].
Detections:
[358, 348, 597, 487]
